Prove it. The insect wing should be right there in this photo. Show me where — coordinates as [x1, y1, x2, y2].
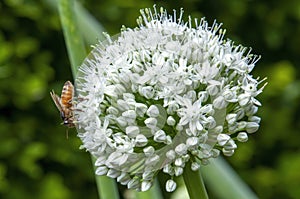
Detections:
[50, 90, 64, 113]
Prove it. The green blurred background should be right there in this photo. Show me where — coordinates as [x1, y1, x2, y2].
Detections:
[1, 0, 300, 198]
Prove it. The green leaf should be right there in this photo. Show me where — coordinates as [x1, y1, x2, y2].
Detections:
[58, 0, 86, 77]
[201, 157, 259, 199]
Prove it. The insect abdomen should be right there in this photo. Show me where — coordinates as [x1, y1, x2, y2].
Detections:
[61, 81, 74, 108]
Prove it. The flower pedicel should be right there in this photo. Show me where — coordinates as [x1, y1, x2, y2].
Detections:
[74, 6, 266, 192]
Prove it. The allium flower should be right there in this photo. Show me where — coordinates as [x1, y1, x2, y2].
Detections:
[74, 6, 266, 192]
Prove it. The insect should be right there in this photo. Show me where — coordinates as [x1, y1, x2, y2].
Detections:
[50, 81, 75, 138]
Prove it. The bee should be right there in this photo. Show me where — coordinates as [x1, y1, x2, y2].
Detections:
[50, 81, 75, 138]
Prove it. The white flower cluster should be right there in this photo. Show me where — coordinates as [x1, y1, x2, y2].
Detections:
[74, 6, 266, 192]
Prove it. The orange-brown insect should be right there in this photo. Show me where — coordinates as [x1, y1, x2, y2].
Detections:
[50, 81, 75, 138]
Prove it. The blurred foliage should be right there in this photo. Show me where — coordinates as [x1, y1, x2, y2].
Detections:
[0, 0, 300, 199]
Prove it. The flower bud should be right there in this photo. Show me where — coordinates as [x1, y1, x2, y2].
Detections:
[166, 179, 177, 192]
[143, 146, 155, 156]
[191, 162, 200, 171]
[144, 117, 157, 129]
[126, 126, 140, 138]
[213, 95, 227, 109]
[245, 105, 258, 116]
[106, 106, 119, 115]
[186, 137, 198, 148]
[167, 116, 176, 126]
[238, 93, 251, 106]
[174, 158, 184, 167]
[147, 105, 160, 117]
[224, 139, 237, 150]
[175, 143, 187, 156]
[122, 110, 137, 120]
[127, 178, 140, 189]
[237, 132, 248, 142]
[217, 134, 230, 146]
[154, 130, 166, 142]
[139, 86, 154, 99]
[207, 84, 219, 96]
[95, 166, 108, 175]
[166, 150, 176, 160]
[226, 113, 237, 124]
[135, 103, 148, 117]
[223, 89, 237, 102]
[174, 166, 184, 176]
[107, 169, 121, 178]
[116, 116, 127, 127]
[246, 122, 259, 133]
[222, 148, 235, 156]
[163, 164, 174, 175]
[135, 134, 148, 146]
[249, 116, 261, 123]
[117, 172, 131, 185]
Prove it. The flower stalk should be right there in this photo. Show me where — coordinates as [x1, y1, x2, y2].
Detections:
[183, 162, 208, 199]
[91, 157, 120, 199]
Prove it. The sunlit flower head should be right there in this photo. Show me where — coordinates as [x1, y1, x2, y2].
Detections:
[74, 6, 266, 192]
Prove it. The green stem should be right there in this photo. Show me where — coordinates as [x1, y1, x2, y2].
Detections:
[183, 162, 209, 199]
[91, 157, 120, 199]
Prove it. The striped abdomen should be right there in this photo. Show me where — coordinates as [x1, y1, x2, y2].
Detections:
[61, 81, 74, 108]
